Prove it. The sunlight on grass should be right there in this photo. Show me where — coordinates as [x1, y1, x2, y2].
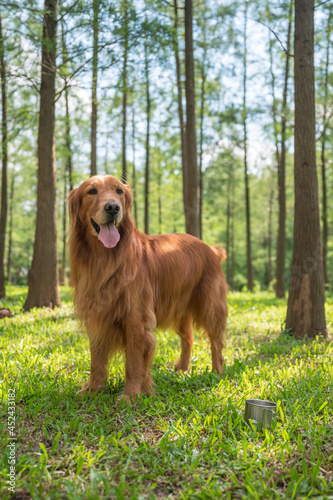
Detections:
[0, 286, 332, 499]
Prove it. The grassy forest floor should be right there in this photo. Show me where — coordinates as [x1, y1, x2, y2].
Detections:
[0, 286, 333, 499]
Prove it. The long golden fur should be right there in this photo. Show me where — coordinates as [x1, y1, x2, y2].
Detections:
[69, 175, 228, 401]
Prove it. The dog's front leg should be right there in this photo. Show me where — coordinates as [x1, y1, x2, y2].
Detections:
[121, 328, 156, 403]
[78, 337, 110, 395]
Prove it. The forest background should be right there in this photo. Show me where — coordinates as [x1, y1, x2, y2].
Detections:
[0, 0, 332, 293]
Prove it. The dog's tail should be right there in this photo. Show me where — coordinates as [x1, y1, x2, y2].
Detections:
[211, 245, 227, 263]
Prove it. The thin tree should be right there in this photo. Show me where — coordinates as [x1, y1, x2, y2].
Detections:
[275, 0, 293, 298]
[198, 28, 207, 240]
[173, 0, 187, 232]
[121, 0, 129, 183]
[319, 7, 332, 288]
[6, 173, 14, 283]
[90, 0, 99, 177]
[226, 166, 233, 286]
[267, 188, 274, 285]
[285, 0, 326, 338]
[157, 161, 162, 234]
[184, 0, 200, 238]
[24, 0, 61, 310]
[242, 1, 254, 291]
[144, 40, 150, 235]
[60, 20, 73, 286]
[0, 10, 8, 298]
[131, 106, 138, 227]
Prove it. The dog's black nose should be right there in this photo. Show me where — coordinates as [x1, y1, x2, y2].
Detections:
[104, 202, 120, 215]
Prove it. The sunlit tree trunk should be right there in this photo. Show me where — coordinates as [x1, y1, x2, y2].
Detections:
[184, 0, 200, 237]
[6, 173, 14, 283]
[285, 0, 326, 338]
[90, 0, 99, 177]
[243, 1, 254, 291]
[144, 41, 150, 235]
[267, 188, 274, 285]
[198, 18, 207, 240]
[173, 0, 187, 232]
[60, 20, 72, 286]
[0, 11, 8, 298]
[121, 1, 129, 183]
[131, 107, 138, 227]
[24, 0, 60, 310]
[276, 0, 293, 298]
[320, 9, 331, 288]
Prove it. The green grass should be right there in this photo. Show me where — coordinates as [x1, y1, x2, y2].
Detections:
[1, 286, 333, 499]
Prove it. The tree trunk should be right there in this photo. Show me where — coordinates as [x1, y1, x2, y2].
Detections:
[243, 2, 254, 291]
[198, 22, 207, 240]
[285, 0, 326, 338]
[320, 9, 331, 288]
[184, 0, 200, 237]
[60, 88, 72, 286]
[276, 0, 293, 298]
[158, 165, 162, 234]
[60, 20, 72, 286]
[24, 0, 60, 310]
[6, 172, 14, 283]
[60, 167, 67, 287]
[267, 187, 274, 285]
[90, 0, 99, 177]
[131, 107, 138, 227]
[173, 0, 188, 232]
[226, 169, 232, 285]
[121, 2, 129, 184]
[0, 11, 8, 298]
[230, 179, 235, 289]
[144, 41, 150, 235]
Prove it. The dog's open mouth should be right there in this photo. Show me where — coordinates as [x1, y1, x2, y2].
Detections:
[91, 218, 120, 248]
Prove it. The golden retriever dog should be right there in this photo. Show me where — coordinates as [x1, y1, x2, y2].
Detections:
[69, 175, 228, 402]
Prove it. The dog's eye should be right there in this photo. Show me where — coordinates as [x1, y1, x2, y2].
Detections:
[87, 188, 97, 195]
[116, 188, 123, 195]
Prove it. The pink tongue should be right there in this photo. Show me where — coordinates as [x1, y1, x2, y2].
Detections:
[98, 223, 120, 248]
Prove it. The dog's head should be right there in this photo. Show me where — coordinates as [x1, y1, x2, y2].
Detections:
[69, 175, 132, 249]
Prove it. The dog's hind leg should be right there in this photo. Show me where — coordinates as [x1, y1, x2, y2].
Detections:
[203, 305, 227, 377]
[174, 315, 193, 373]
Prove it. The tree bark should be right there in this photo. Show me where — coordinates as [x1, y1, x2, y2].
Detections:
[226, 168, 232, 285]
[184, 0, 200, 238]
[6, 172, 14, 283]
[90, 0, 99, 177]
[285, 0, 326, 338]
[320, 8, 331, 288]
[121, 2, 129, 184]
[275, 0, 293, 298]
[144, 41, 150, 235]
[267, 187, 274, 285]
[198, 20, 207, 240]
[60, 20, 72, 286]
[173, 0, 188, 231]
[243, 2, 254, 291]
[131, 107, 138, 227]
[24, 0, 60, 310]
[0, 11, 8, 298]
[158, 164, 162, 234]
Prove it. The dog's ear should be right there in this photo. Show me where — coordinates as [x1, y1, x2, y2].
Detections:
[68, 187, 81, 225]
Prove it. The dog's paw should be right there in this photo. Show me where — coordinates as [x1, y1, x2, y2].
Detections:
[76, 382, 103, 396]
[117, 393, 140, 405]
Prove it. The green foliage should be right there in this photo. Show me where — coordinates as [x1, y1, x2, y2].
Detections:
[1, 0, 333, 290]
[0, 288, 333, 498]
